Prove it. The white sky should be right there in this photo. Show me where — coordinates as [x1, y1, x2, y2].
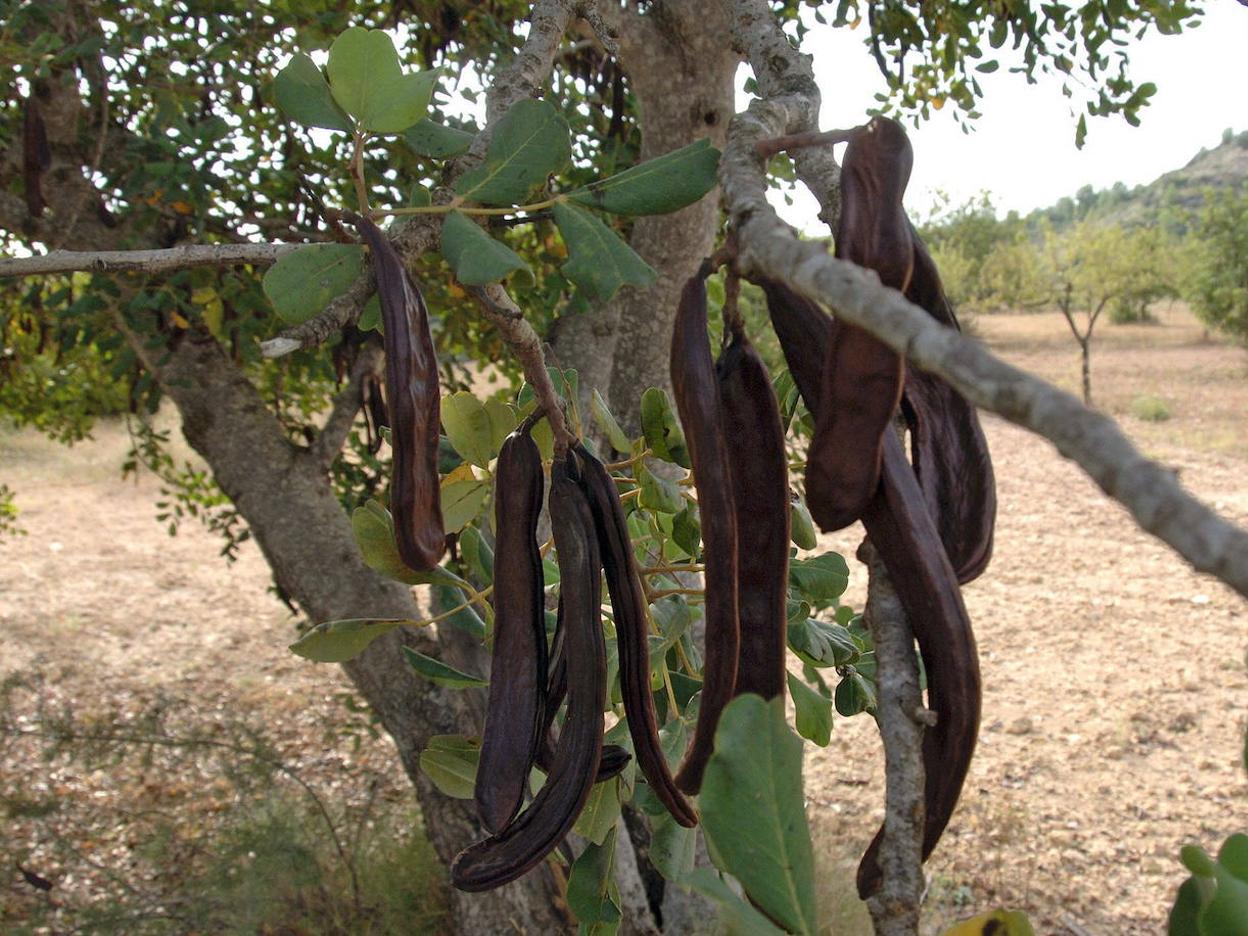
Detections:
[749, 1, 1248, 233]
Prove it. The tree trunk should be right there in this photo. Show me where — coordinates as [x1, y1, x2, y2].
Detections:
[553, 0, 738, 434]
[1080, 338, 1092, 405]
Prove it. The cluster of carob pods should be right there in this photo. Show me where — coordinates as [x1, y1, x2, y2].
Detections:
[357, 115, 996, 906]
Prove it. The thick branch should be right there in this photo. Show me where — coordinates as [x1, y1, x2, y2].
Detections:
[312, 343, 383, 468]
[0, 242, 300, 279]
[859, 543, 925, 936]
[723, 2, 1248, 602]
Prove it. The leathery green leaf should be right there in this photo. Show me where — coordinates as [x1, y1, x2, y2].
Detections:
[566, 139, 720, 215]
[273, 52, 352, 132]
[699, 695, 817, 935]
[419, 735, 480, 798]
[440, 210, 532, 286]
[263, 244, 363, 324]
[289, 618, 415, 663]
[401, 646, 486, 689]
[552, 202, 657, 301]
[326, 27, 437, 133]
[454, 99, 570, 205]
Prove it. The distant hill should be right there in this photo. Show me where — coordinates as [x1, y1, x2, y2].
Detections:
[1028, 129, 1248, 229]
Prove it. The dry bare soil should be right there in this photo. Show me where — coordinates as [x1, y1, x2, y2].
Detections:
[2, 304, 1246, 934]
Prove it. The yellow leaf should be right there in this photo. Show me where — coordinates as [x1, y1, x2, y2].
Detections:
[442, 462, 477, 485]
[942, 909, 1035, 936]
[170, 311, 190, 329]
[932, 96, 946, 111]
[170, 200, 194, 215]
[447, 282, 466, 299]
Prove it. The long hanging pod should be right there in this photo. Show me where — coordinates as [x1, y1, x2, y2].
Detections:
[451, 454, 606, 892]
[759, 290, 983, 896]
[354, 216, 445, 570]
[575, 442, 698, 827]
[856, 431, 982, 898]
[805, 117, 913, 532]
[474, 425, 547, 833]
[715, 328, 791, 701]
[900, 233, 996, 584]
[669, 261, 740, 795]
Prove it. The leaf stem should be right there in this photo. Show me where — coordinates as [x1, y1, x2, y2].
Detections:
[350, 131, 371, 214]
[376, 197, 560, 219]
[606, 449, 652, 470]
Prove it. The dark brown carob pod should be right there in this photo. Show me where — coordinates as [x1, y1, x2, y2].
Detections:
[855, 430, 982, 898]
[575, 442, 698, 827]
[451, 454, 606, 892]
[355, 217, 445, 570]
[716, 329, 790, 700]
[669, 261, 740, 795]
[901, 233, 996, 584]
[474, 426, 546, 833]
[757, 271, 982, 899]
[805, 117, 913, 532]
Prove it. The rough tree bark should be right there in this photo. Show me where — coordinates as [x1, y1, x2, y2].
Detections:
[552, 0, 737, 434]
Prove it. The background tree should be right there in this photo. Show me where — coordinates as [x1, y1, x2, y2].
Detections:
[1185, 189, 1248, 345]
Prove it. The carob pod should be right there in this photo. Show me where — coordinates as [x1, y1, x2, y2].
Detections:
[669, 261, 740, 795]
[759, 263, 982, 901]
[538, 607, 631, 784]
[715, 329, 790, 700]
[900, 233, 996, 584]
[474, 425, 546, 833]
[355, 217, 445, 569]
[451, 453, 606, 892]
[805, 117, 913, 532]
[855, 430, 981, 898]
[575, 442, 698, 827]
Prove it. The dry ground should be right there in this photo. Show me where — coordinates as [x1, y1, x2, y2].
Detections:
[2, 304, 1246, 933]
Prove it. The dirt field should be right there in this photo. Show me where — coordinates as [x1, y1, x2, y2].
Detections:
[2, 304, 1246, 933]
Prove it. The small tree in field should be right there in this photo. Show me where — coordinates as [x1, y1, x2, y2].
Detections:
[1186, 190, 1248, 345]
[1043, 220, 1171, 404]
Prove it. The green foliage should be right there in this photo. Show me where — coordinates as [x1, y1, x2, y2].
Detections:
[1169, 835, 1248, 935]
[819, 0, 1199, 144]
[1130, 395, 1172, 422]
[290, 618, 414, 663]
[262, 245, 366, 324]
[1185, 190, 1248, 345]
[700, 696, 818, 935]
[325, 28, 438, 134]
[440, 210, 532, 286]
[552, 202, 659, 301]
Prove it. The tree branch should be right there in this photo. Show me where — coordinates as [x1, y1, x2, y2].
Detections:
[312, 343, 384, 468]
[0, 242, 301, 279]
[859, 542, 925, 936]
[723, 0, 1248, 602]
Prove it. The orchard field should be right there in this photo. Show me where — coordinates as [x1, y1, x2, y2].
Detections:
[3, 303, 1246, 934]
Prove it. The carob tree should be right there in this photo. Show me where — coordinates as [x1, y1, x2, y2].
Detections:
[3, 2, 1242, 934]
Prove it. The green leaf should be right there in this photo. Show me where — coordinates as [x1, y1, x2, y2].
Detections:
[565, 139, 721, 216]
[441, 391, 496, 467]
[1218, 835, 1248, 883]
[419, 735, 480, 798]
[681, 868, 786, 936]
[1168, 878, 1206, 936]
[672, 505, 701, 560]
[1182, 845, 1218, 878]
[640, 387, 691, 468]
[590, 389, 632, 454]
[1202, 863, 1248, 935]
[358, 294, 381, 332]
[432, 584, 488, 640]
[787, 615, 858, 668]
[351, 500, 460, 586]
[573, 778, 622, 846]
[650, 810, 698, 882]
[834, 670, 876, 717]
[263, 244, 364, 324]
[787, 673, 832, 746]
[402, 646, 487, 688]
[273, 52, 353, 132]
[440, 477, 491, 534]
[1075, 112, 1088, 149]
[567, 831, 621, 926]
[326, 28, 437, 133]
[790, 496, 818, 551]
[289, 618, 415, 663]
[454, 99, 571, 205]
[441, 210, 532, 286]
[637, 461, 685, 515]
[789, 553, 850, 604]
[552, 202, 658, 301]
[700, 696, 817, 935]
[405, 117, 475, 158]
